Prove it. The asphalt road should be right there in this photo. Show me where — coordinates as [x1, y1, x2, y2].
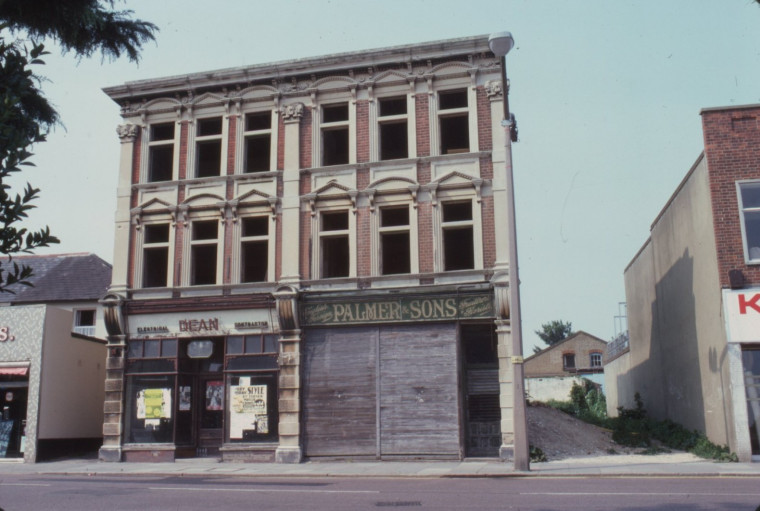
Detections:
[0, 474, 759, 511]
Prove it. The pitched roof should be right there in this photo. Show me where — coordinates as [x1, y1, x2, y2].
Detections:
[1, 253, 112, 304]
[525, 330, 607, 362]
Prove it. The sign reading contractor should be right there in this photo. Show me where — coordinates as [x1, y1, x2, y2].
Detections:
[301, 292, 493, 326]
[723, 289, 760, 342]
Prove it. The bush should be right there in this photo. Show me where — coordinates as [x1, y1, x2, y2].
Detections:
[529, 445, 547, 462]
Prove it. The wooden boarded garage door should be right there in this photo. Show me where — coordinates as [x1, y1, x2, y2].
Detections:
[302, 323, 459, 459]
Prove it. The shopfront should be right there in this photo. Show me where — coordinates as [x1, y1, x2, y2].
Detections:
[122, 306, 280, 462]
[299, 290, 500, 460]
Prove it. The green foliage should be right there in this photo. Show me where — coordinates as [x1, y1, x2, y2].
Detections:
[0, 1, 157, 291]
[529, 445, 547, 462]
[534, 320, 573, 348]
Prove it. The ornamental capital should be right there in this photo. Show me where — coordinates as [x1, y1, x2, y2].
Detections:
[485, 79, 503, 99]
[280, 102, 305, 123]
[116, 123, 140, 142]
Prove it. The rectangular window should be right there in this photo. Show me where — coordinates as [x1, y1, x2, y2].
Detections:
[320, 210, 349, 278]
[322, 103, 349, 166]
[244, 112, 271, 173]
[379, 206, 410, 275]
[590, 353, 602, 368]
[240, 216, 268, 282]
[73, 309, 96, 336]
[441, 201, 474, 271]
[142, 223, 170, 288]
[563, 353, 576, 370]
[378, 96, 408, 161]
[438, 89, 470, 155]
[148, 122, 175, 182]
[196, 117, 223, 177]
[190, 220, 218, 285]
[739, 181, 760, 262]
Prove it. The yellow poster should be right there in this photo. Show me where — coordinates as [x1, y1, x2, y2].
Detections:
[136, 388, 171, 420]
[230, 385, 268, 438]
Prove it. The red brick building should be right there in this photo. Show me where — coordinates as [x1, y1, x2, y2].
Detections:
[608, 104, 760, 462]
[98, 36, 524, 463]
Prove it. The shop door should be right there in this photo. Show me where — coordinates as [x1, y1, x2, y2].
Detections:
[197, 377, 224, 457]
[0, 386, 27, 459]
[462, 324, 501, 457]
[743, 348, 760, 456]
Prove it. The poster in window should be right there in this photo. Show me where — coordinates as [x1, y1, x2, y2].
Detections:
[206, 381, 224, 411]
[229, 384, 268, 439]
[179, 386, 191, 411]
[136, 388, 172, 420]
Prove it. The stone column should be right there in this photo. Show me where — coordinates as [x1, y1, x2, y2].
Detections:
[112, 124, 139, 294]
[486, 81, 510, 272]
[279, 103, 304, 283]
[495, 319, 516, 460]
[98, 293, 128, 462]
[274, 286, 302, 463]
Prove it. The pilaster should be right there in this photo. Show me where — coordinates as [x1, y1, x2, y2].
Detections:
[280, 103, 304, 283]
[274, 286, 303, 463]
[112, 124, 139, 294]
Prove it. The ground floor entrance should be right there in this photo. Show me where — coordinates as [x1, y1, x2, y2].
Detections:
[743, 348, 760, 456]
[0, 382, 27, 459]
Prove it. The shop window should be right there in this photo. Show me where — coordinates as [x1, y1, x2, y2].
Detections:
[378, 96, 408, 161]
[319, 210, 350, 278]
[148, 122, 175, 182]
[190, 220, 218, 286]
[438, 89, 470, 155]
[441, 201, 474, 271]
[125, 374, 175, 444]
[195, 117, 223, 178]
[240, 216, 269, 282]
[742, 348, 760, 455]
[563, 353, 576, 370]
[244, 112, 272, 173]
[322, 103, 349, 166]
[73, 309, 96, 336]
[462, 324, 497, 365]
[379, 206, 410, 275]
[738, 181, 760, 263]
[142, 223, 170, 288]
[590, 352, 602, 368]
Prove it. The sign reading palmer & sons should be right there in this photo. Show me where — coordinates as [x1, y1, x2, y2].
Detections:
[301, 292, 493, 326]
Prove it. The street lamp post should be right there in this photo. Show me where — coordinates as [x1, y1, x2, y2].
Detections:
[488, 31, 530, 471]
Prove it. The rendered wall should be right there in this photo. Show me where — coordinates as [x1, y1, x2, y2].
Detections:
[525, 376, 587, 403]
[38, 307, 106, 439]
[604, 351, 632, 416]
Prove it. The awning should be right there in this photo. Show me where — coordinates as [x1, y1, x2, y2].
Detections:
[0, 367, 28, 376]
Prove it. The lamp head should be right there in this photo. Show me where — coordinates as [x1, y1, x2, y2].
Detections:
[488, 31, 514, 57]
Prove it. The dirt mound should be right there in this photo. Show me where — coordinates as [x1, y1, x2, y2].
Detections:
[527, 403, 636, 460]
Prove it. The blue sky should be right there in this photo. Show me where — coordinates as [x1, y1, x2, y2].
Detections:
[19, 0, 760, 351]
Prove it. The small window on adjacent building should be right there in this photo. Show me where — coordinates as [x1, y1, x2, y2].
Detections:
[322, 103, 349, 166]
[379, 206, 410, 275]
[320, 210, 349, 278]
[590, 352, 602, 368]
[438, 89, 470, 155]
[148, 122, 175, 182]
[74, 309, 96, 336]
[244, 112, 271, 173]
[240, 216, 269, 282]
[190, 220, 218, 285]
[738, 181, 760, 262]
[378, 96, 408, 161]
[142, 223, 170, 288]
[442, 201, 474, 271]
[563, 353, 576, 370]
[196, 117, 223, 177]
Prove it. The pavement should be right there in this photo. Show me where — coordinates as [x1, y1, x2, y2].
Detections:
[0, 452, 759, 478]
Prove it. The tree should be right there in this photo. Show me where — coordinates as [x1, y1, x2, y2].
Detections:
[0, 1, 156, 292]
[533, 320, 573, 354]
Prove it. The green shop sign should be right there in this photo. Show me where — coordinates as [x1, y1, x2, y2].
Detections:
[301, 292, 493, 326]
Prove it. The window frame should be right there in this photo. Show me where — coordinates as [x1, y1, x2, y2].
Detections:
[314, 99, 356, 168]
[182, 215, 223, 287]
[563, 353, 576, 371]
[144, 120, 178, 183]
[590, 352, 603, 368]
[238, 109, 277, 174]
[436, 194, 483, 273]
[312, 203, 356, 280]
[737, 180, 760, 264]
[433, 86, 478, 157]
[233, 210, 275, 284]
[137, 220, 174, 290]
[376, 95, 411, 161]
[372, 200, 418, 276]
[190, 115, 226, 178]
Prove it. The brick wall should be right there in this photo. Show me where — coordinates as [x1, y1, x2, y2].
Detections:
[524, 332, 607, 378]
[702, 106, 760, 287]
[356, 100, 369, 163]
[415, 94, 430, 157]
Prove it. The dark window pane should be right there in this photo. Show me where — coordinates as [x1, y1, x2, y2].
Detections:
[379, 97, 406, 116]
[143, 247, 168, 287]
[126, 359, 176, 373]
[462, 324, 497, 365]
[264, 335, 278, 353]
[443, 202, 472, 222]
[440, 114, 470, 154]
[245, 135, 271, 172]
[745, 211, 760, 259]
[77, 309, 95, 326]
[144, 224, 169, 244]
[322, 211, 348, 231]
[323, 103, 348, 123]
[149, 146, 173, 182]
[196, 140, 221, 177]
[197, 117, 222, 136]
[128, 341, 143, 359]
[246, 112, 271, 131]
[227, 336, 244, 354]
[381, 232, 410, 275]
[245, 336, 262, 353]
[162, 339, 177, 357]
[322, 127, 349, 166]
[443, 227, 474, 270]
[322, 236, 349, 278]
[144, 340, 160, 358]
[242, 217, 268, 237]
[226, 355, 278, 371]
[125, 375, 175, 444]
[564, 354, 576, 369]
[439, 89, 468, 109]
[192, 245, 217, 285]
[151, 123, 174, 141]
[242, 240, 268, 282]
[379, 121, 408, 160]
[193, 221, 218, 240]
[381, 207, 409, 227]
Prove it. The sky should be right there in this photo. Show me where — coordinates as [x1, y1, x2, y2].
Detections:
[14, 0, 760, 353]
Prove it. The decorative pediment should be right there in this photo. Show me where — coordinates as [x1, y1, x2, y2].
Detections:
[181, 192, 226, 207]
[230, 189, 278, 220]
[239, 85, 279, 101]
[371, 70, 410, 86]
[131, 198, 177, 228]
[427, 171, 484, 204]
[430, 61, 473, 78]
[191, 92, 227, 109]
[304, 179, 358, 216]
[364, 177, 420, 211]
[141, 98, 182, 114]
[311, 75, 358, 93]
